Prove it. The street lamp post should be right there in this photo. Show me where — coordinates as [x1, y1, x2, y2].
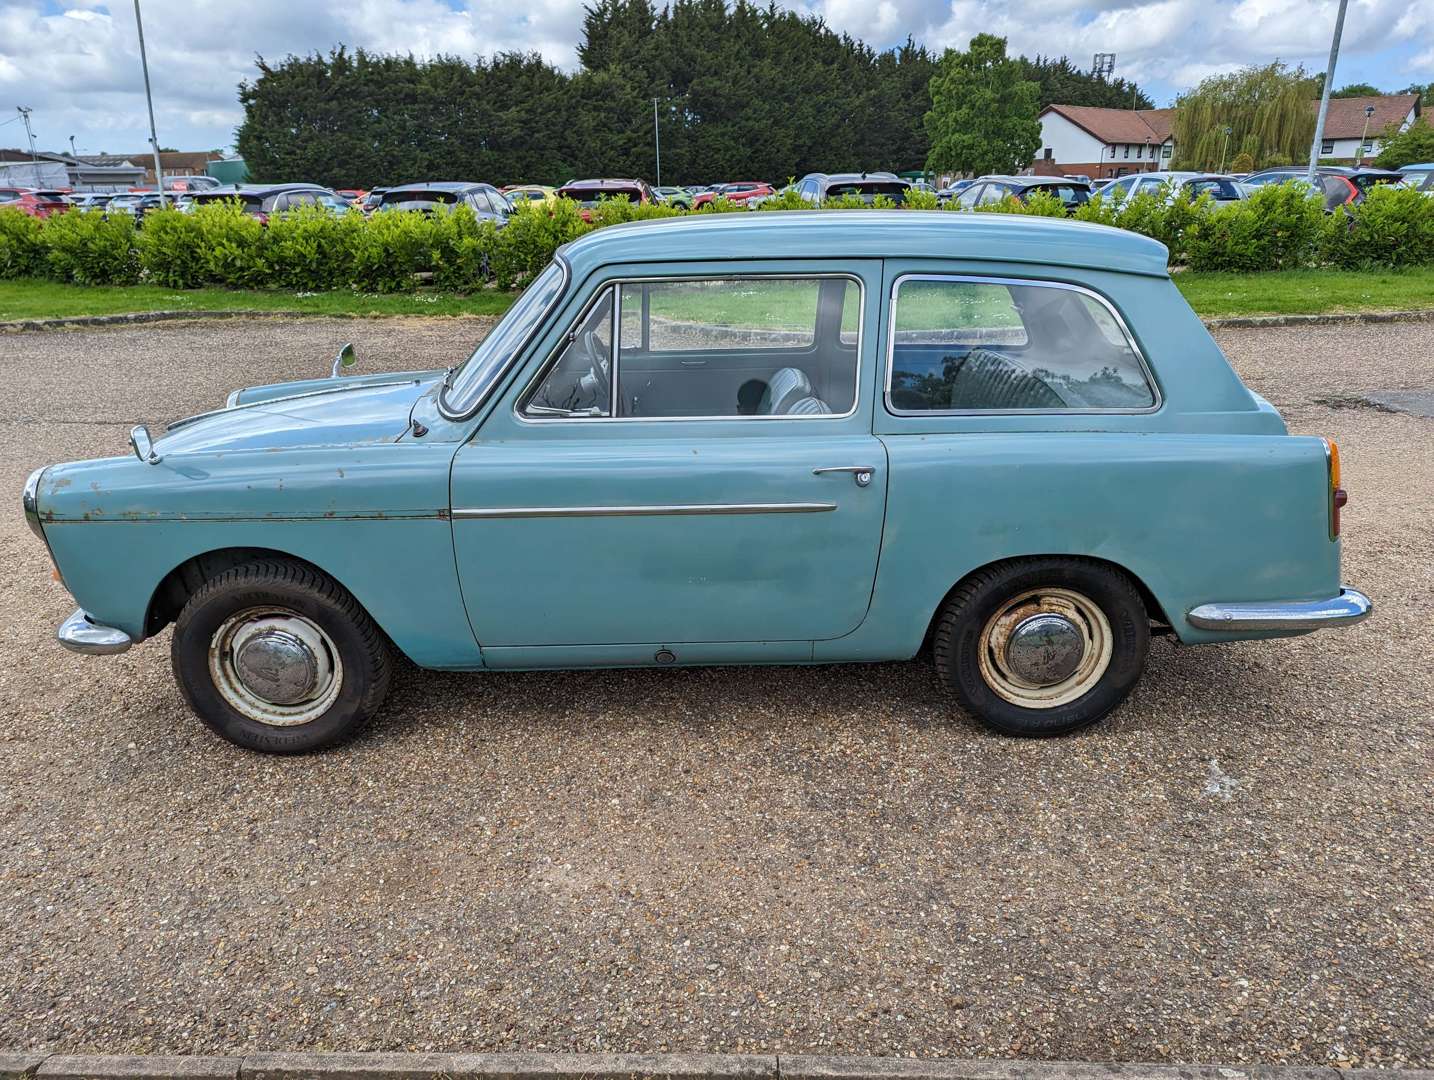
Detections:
[1144, 136, 1151, 172]
[132, 0, 167, 207]
[1356, 104, 1375, 164]
[1220, 126, 1232, 173]
[652, 97, 661, 189]
[1307, 0, 1350, 184]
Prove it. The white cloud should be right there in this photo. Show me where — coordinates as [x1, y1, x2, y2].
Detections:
[0, 0, 1429, 158]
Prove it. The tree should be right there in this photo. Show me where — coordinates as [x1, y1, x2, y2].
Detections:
[1017, 54, 1151, 110]
[924, 35, 1041, 177]
[1331, 82, 1382, 97]
[1398, 82, 1434, 108]
[1171, 62, 1318, 171]
[1373, 117, 1434, 169]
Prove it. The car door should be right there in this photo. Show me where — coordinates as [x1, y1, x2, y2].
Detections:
[449, 263, 888, 653]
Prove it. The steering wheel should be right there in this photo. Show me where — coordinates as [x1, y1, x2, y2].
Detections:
[582, 329, 611, 401]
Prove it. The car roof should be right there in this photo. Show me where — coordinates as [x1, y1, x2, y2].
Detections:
[821, 172, 907, 184]
[196, 183, 329, 196]
[558, 210, 1169, 280]
[560, 178, 645, 189]
[384, 182, 492, 193]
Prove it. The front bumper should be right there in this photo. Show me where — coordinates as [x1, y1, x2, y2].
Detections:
[58, 608, 133, 655]
[1187, 587, 1372, 632]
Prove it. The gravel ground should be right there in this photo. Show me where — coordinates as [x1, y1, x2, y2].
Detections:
[0, 317, 1429, 1065]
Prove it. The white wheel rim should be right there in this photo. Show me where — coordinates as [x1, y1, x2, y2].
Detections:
[208, 607, 343, 727]
[977, 587, 1112, 709]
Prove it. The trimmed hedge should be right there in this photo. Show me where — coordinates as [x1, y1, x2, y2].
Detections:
[3, 183, 1432, 293]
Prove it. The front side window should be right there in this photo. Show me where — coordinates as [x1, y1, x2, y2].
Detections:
[886, 277, 1156, 414]
[522, 276, 861, 420]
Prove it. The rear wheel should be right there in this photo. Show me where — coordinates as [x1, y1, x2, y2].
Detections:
[933, 558, 1149, 737]
[171, 559, 391, 753]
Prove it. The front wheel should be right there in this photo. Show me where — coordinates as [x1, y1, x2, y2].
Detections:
[171, 559, 392, 753]
[933, 558, 1150, 737]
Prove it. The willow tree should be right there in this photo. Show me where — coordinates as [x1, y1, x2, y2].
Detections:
[1171, 62, 1318, 171]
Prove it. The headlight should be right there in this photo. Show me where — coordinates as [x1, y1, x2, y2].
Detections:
[22, 465, 46, 542]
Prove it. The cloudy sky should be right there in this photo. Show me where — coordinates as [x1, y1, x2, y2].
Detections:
[1, 0, 1430, 158]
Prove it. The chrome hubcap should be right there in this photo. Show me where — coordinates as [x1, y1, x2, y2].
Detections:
[977, 588, 1113, 709]
[1004, 613, 1085, 686]
[210, 609, 342, 726]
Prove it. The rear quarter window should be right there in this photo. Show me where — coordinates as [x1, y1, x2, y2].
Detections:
[886, 276, 1157, 414]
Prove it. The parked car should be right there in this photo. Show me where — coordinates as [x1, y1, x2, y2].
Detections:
[165, 176, 221, 192]
[1396, 163, 1434, 193]
[376, 182, 511, 225]
[954, 175, 1092, 213]
[1240, 166, 1404, 210]
[691, 182, 773, 208]
[23, 211, 1370, 753]
[335, 189, 367, 203]
[359, 188, 388, 213]
[1095, 171, 1245, 204]
[502, 184, 558, 207]
[555, 178, 655, 221]
[653, 186, 693, 209]
[795, 172, 911, 205]
[936, 179, 977, 204]
[64, 193, 114, 210]
[0, 187, 70, 218]
[188, 184, 340, 224]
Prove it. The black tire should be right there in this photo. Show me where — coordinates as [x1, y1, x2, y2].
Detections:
[932, 557, 1149, 737]
[171, 558, 391, 753]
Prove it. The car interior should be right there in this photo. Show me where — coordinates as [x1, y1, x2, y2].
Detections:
[887, 282, 1155, 412]
[522, 277, 860, 419]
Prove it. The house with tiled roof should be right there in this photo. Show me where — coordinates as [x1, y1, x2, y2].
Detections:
[1032, 94, 1421, 177]
[1033, 105, 1175, 179]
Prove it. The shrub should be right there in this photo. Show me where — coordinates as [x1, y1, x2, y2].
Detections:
[349, 208, 436, 293]
[1229, 151, 1255, 174]
[0, 208, 45, 278]
[903, 188, 940, 210]
[981, 190, 1067, 216]
[696, 196, 747, 214]
[1072, 194, 1120, 227]
[491, 199, 588, 289]
[1323, 184, 1434, 269]
[137, 207, 211, 288]
[429, 206, 499, 291]
[755, 187, 809, 211]
[42, 209, 139, 285]
[1184, 181, 1328, 272]
[264, 205, 360, 291]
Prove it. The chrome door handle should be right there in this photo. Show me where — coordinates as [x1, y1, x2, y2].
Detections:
[813, 465, 876, 487]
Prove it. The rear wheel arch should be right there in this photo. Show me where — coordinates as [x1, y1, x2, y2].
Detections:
[922, 554, 1172, 655]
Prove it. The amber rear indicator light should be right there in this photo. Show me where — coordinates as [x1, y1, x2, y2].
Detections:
[1323, 437, 1346, 538]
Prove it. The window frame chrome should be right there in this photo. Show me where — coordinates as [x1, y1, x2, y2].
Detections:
[882, 273, 1163, 417]
[438, 256, 571, 422]
[515, 271, 866, 425]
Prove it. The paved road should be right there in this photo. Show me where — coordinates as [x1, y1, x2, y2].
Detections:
[0, 316, 1429, 1064]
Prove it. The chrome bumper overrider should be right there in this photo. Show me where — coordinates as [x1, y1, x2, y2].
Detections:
[1187, 587, 1373, 632]
[58, 608, 133, 655]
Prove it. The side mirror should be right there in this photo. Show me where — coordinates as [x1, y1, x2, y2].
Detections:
[129, 424, 161, 465]
[332, 342, 357, 377]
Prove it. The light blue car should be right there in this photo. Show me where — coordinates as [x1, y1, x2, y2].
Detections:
[23, 212, 1371, 752]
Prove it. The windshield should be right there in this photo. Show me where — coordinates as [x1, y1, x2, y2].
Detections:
[443, 260, 568, 415]
[559, 187, 641, 206]
[382, 190, 461, 210]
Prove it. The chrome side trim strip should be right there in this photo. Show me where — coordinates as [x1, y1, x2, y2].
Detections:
[58, 608, 133, 655]
[453, 502, 837, 520]
[1187, 587, 1372, 632]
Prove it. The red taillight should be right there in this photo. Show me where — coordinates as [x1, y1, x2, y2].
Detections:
[1322, 437, 1345, 538]
[1339, 177, 1358, 204]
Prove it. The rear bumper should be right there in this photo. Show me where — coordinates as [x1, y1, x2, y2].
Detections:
[1187, 587, 1372, 632]
[58, 608, 133, 655]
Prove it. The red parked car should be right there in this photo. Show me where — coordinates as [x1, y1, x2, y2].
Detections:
[0, 187, 72, 218]
[691, 181, 774, 208]
[555, 178, 655, 222]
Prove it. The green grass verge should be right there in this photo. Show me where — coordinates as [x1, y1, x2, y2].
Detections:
[1174, 267, 1434, 317]
[0, 279, 515, 321]
[3, 267, 1433, 325]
